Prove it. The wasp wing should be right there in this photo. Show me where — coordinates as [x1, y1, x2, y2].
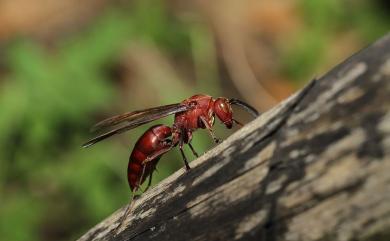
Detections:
[91, 103, 183, 131]
[82, 104, 190, 148]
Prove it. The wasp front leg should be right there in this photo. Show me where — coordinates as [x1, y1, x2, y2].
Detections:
[200, 116, 221, 144]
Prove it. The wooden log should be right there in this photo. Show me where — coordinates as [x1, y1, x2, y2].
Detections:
[77, 33, 390, 241]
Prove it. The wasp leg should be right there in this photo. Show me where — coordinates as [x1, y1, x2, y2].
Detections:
[142, 145, 173, 164]
[233, 119, 244, 127]
[179, 132, 191, 171]
[188, 142, 199, 158]
[143, 172, 153, 192]
[179, 148, 190, 171]
[200, 116, 221, 143]
[113, 165, 146, 236]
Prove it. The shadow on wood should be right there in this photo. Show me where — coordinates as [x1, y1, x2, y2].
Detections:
[78, 33, 390, 241]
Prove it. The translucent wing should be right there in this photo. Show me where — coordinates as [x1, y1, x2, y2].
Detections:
[82, 103, 190, 148]
[91, 103, 183, 131]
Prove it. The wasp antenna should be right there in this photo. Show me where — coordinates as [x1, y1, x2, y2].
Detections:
[229, 98, 260, 118]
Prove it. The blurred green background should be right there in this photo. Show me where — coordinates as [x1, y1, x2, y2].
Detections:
[0, 0, 388, 240]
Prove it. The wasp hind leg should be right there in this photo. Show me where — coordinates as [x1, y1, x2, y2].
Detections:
[113, 165, 146, 236]
[143, 172, 153, 192]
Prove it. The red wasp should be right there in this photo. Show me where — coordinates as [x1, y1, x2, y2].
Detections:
[83, 94, 259, 169]
[82, 94, 258, 232]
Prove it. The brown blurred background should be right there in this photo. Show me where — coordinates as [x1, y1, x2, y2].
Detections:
[0, 0, 389, 240]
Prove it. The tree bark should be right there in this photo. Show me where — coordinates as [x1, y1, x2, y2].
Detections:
[77, 33, 390, 241]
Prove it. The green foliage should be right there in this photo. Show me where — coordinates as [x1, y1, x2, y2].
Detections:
[280, 30, 327, 82]
[349, 1, 390, 42]
[280, 0, 390, 83]
[0, 2, 197, 241]
[0, 194, 43, 241]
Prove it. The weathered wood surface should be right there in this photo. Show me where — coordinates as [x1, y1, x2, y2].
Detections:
[78, 34, 390, 241]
